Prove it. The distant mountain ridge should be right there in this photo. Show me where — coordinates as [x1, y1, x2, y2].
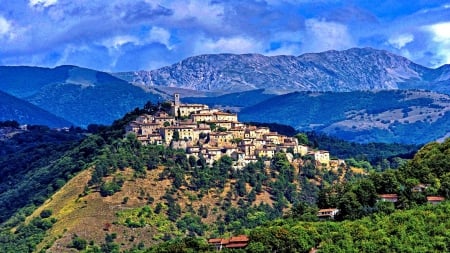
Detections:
[237, 90, 450, 144]
[0, 90, 72, 127]
[0, 65, 163, 127]
[114, 48, 450, 94]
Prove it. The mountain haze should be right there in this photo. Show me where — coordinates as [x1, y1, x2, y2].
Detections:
[115, 48, 450, 94]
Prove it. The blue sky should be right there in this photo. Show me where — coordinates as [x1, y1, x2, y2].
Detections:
[0, 0, 449, 72]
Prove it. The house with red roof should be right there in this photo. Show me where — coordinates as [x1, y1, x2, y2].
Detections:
[208, 235, 249, 250]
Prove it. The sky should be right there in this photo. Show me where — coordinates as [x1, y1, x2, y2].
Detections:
[0, 0, 449, 72]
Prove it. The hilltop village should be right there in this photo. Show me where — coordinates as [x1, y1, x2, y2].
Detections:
[126, 94, 333, 169]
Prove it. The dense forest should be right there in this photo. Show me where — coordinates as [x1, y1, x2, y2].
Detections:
[0, 103, 444, 252]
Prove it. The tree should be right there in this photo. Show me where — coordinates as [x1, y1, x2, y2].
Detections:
[172, 130, 180, 141]
[39, 209, 52, 219]
[69, 235, 87, 250]
[295, 133, 309, 145]
[337, 191, 362, 220]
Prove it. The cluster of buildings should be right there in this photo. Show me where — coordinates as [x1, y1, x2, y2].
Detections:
[126, 94, 332, 168]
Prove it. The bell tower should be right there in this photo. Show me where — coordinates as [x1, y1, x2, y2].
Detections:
[174, 93, 180, 106]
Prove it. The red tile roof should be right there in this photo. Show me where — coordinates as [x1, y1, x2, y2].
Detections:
[379, 194, 398, 199]
[226, 243, 249, 248]
[207, 235, 249, 249]
[208, 238, 222, 244]
[427, 196, 445, 201]
[229, 235, 249, 243]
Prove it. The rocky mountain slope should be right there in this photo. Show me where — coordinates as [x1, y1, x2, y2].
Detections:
[114, 48, 450, 94]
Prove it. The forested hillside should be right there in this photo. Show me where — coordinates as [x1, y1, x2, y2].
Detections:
[152, 138, 450, 252]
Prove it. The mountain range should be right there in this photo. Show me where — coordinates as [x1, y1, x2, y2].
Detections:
[1, 48, 449, 143]
[114, 47, 450, 95]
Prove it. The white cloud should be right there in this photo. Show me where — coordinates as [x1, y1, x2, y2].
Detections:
[169, 0, 224, 27]
[102, 35, 140, 50]
[195, 36, 263, 55]
[148, 26, 172, 49]
[303, 19, 354, 52]
[29, 0, 58, 8]
[0, 16, 19, 41]
[427, 22, 450, 42]
[426, 22, 450, 66]
[0, 16, 11, 36]
[388, 34, 414, 49]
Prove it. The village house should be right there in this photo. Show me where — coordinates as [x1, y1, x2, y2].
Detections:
[309, 150, 330, 165]
[427, 196, 445, 205]
[209, 132, 234, 147]
[317, 208, 339, 219]
[412, 184, 429, 192]
[213, 120, 233, 130]
[213, 111, 238, 122]
[139, 122, 160, 135]
[208, 235, 249, 251]
[191, 113, 215, 123]
[228, 127, 245, 139]
[154, 112, 175, 126]
[159, 126, 197, 144]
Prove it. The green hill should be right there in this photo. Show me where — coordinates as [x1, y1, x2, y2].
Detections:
[0, 91, 72, 127]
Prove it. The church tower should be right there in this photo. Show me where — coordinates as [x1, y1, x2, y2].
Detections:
[172, 93, 180, 117]
[174, 93, 180, 106]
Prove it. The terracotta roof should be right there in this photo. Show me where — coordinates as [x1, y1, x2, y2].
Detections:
[226, 243, 248, 248]
[229, 235, 249, 243]
[427, 196, 445, 201]
[379, 194, 398, 199]
[208, 238, 222, 244]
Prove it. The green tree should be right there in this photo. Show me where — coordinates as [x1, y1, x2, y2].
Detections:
[295, 133, 309, 145]
[172, 130, 180, 141]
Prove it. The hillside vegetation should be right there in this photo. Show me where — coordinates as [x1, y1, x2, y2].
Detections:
[239, 90, 450, 144]
[152, 137, 450, 252]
